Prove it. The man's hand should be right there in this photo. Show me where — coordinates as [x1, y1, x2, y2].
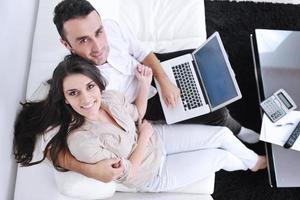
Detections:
[48, 149, 124, 183]
[85, 159, 124, 182]
[159, 77, 181, 108]
[141, 52, 180, 107]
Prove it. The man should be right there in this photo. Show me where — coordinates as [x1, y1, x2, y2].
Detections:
[51, 0, 259, 182]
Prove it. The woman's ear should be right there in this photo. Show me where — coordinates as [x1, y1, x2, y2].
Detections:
[65, 99, 69, 104]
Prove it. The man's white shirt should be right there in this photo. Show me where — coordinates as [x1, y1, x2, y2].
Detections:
[99, 20, 156, 103]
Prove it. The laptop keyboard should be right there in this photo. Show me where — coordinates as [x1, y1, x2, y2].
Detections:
[172, 62, 203, 111]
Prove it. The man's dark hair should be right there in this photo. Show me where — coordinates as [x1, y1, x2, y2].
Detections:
[53, 0, 96, 40]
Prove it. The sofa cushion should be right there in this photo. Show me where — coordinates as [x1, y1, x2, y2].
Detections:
[116, 0, 207, 52]
[15, 162, 213, 200]
[54, 170, 214, 199]
[54, 171, 116, 199]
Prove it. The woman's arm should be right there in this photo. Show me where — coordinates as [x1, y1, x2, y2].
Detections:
[134, 64, 153, 119]
[127, 120, 153, 179]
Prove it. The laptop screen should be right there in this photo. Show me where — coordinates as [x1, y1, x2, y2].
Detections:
[193, 34, 240, 109]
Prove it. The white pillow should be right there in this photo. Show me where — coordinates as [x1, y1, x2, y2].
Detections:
[54, 170, 116, 200]
[118, 0, 206, 52]
[54, 171, 214, 199]
[28, 81, 49, 101]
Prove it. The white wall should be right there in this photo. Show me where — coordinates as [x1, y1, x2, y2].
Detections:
[0, 0, 39, 199]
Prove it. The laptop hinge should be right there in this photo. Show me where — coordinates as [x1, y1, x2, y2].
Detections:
[191, 59, 209, 106]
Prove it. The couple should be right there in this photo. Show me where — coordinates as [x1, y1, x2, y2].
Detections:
[14, 0, 264, 189]
[14, 54, 266, 191]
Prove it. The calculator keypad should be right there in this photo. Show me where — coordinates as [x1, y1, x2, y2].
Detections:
[261, 98, 286, 122]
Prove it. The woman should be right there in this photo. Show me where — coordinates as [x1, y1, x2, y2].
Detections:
[14, 54, 266, 192]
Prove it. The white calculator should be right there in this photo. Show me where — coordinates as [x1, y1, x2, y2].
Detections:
[260, 89, 297, 123]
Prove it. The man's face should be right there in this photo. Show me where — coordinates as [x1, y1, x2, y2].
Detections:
[61, 11, 109, 65]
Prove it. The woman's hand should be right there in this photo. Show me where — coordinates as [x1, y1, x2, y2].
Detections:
[137, 119, 153, 142]
[135, 64, 153, 87]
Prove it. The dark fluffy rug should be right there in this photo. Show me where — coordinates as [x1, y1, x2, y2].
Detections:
[206, 0, 300, 132]
[204, 1, 300, 199]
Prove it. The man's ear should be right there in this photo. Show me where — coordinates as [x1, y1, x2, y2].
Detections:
[60, 38, 74, 53]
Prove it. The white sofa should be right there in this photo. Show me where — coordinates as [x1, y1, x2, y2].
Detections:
[14, 0, 215, 199]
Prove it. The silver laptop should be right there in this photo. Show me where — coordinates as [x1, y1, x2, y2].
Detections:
[154, 32, 242, 124]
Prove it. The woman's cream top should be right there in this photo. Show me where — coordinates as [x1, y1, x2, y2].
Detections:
[67, 90, 164, 189]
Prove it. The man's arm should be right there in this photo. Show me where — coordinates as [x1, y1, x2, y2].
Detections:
[53, 149, 124, 183]
[142, 52, 180, 107]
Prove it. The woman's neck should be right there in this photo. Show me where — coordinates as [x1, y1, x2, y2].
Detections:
[86, 108, 106, 122]
[87, 108, 123, 130]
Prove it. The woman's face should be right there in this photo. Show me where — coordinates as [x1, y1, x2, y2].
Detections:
[63, 73, 102, 121]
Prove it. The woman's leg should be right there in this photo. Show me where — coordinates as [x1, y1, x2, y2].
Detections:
[144, 148, 247, 192]
[154, 124, 258, 169]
